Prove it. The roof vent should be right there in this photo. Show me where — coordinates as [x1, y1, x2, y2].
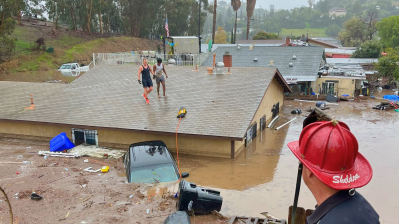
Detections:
[289, 62, 294, 67]
[292, 55, 297, 60]
[269, 60, 274, 65]
[215, 62, 224, 74]
[237, 44, 242, 50]
[253, 58, 258, 62]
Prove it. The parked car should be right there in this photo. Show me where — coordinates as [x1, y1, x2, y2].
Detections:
[124, 141, 180, 184]
[58, 63, 89, 72]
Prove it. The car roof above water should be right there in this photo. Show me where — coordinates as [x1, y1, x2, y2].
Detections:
[128, 141, 174, 168]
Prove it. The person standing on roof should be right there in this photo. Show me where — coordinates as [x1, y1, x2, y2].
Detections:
[138, 58, 155, 104]
[153, 58, 168, 98]
[287, 120, 379, 224]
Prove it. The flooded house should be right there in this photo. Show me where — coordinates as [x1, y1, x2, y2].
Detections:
[0, 64, 291, 158]
[203, 45, 325, 96]
[318, 58, 378, 96]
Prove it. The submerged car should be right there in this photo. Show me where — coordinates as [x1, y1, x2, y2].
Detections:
[58, 63, 89, 72]
[124, 141, 180, 184]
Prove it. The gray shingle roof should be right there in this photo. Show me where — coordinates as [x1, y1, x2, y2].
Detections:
[0, 65, 289, 140]
[202, 46, 325, 81]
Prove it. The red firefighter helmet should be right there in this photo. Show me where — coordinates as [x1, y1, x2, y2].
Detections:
[287, 120, 372, 190]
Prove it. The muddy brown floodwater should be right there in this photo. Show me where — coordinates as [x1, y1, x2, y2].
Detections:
[179, 90, 399, 224]
[0, 70, 83, 83]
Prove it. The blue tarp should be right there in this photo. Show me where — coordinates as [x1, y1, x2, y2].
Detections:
[383, 95, 399, 101]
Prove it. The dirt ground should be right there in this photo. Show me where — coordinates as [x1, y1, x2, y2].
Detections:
[0, 138, 227, 224]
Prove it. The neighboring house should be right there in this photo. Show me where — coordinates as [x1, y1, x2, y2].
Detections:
[316, 58, 378, 96]
[325, 48, 355, 58]
[315, 76, 365, 97]
[0, 65, 291, 159]
[202, 45, 325, 95]
[281, 37, 298, 46]
[329, 7, 347, 17]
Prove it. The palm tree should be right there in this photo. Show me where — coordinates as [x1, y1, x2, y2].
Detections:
[212, 0, 217, 44]
[246, 0, 256, 40]
[231, 0, 241, 44]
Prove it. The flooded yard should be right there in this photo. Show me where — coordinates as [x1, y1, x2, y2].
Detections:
[178, 90, 399, 223]
[0, 70, 84, 83]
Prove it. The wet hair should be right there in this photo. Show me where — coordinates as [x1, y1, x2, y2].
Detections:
[157, 58, 162, 63]
[143, 58, 147, 61]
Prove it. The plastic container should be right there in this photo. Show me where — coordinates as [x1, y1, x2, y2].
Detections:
[49, 133, 75, 152]
[101, 166, 109, 173]
[176, 180, 223, 214]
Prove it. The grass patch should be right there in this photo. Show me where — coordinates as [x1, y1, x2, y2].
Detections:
[14, 40, 32, 54]
[276, 28, 327, 37]
[47, 34, 83, 48]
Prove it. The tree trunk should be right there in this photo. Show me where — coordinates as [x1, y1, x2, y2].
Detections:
[99, 0, 103, 34]
[86, 0, 93, 33]
[70, 6, 76, 30]
[212, 0, 217, 44]
[246, 18, 250, 40]
[108, 15, 110, 33]
[18, 10, 22, 25]
[234, 10, 237, 44]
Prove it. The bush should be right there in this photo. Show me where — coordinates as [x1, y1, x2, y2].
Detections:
[46, 47, 54, 53]
[351, 41, 382, 58]
[35, 38, 46, 51]
[253, 31, 281, 40]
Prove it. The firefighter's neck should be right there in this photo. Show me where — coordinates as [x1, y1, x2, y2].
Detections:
[303, 166, 339, 206]
[310, 181, 339, 206]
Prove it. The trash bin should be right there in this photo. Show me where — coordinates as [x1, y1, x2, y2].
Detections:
[176, 180, 223, 214]
[50, 132, 75, 152]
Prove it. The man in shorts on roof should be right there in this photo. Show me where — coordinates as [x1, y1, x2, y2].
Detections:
[153, 58, 168, 98]
[138, 58, 155, 104]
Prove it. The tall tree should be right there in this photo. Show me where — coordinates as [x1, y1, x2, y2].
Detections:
[212, 0, 217, 44]
[86, 0, 93, 33]
[377, 15, 399, 48]
[231, 0, 241, 44]
[215, 26, 228, 43]
[0, 0, 21, 61]
[377, 48, 399, 82]
[246, 0, 256, 40]
[364, 9, 378, 41]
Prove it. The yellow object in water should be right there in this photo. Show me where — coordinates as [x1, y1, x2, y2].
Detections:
[101, 166, 109, 173]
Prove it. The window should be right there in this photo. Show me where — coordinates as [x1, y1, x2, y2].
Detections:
[71, 129, 98, 146]
[245, 123, 257, 147]
[271, 102, 280, 118]
[260, 115, 266, 131]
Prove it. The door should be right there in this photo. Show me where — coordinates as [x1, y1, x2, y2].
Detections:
[322, 82, 336, 95]
[74, 131, 85, 146]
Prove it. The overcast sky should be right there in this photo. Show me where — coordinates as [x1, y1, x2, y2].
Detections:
[255, 0, 310, 10]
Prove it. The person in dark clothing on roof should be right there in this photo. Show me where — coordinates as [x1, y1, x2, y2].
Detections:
[288, 120, 379, 224]
[138, 58, 155, 104]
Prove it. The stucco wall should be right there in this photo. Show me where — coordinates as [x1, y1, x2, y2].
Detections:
[234, 77, 285, 152]
[0, 121, 232, 158]
[315, 77, 358, 96]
